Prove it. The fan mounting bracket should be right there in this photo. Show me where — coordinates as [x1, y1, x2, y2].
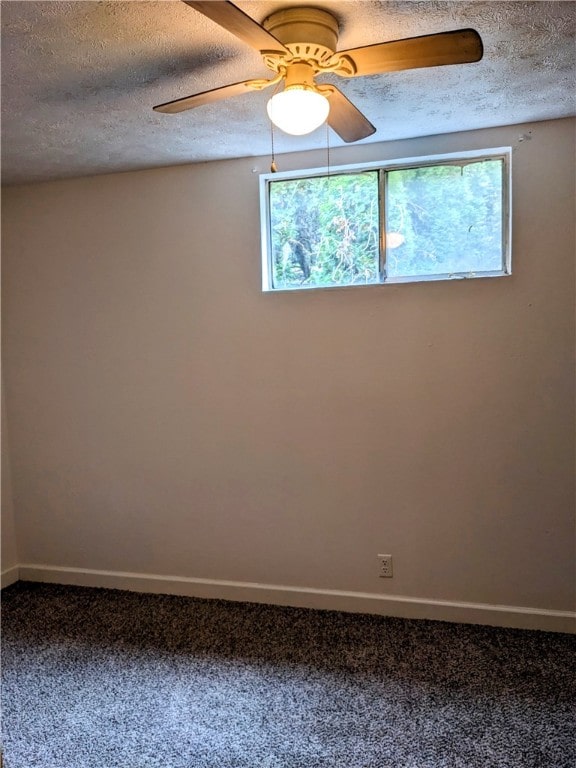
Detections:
[261, 49, 356, 78]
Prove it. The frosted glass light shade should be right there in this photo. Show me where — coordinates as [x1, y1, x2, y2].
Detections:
[267, 88, 330, 136]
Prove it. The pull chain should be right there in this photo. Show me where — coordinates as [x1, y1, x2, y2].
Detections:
[325, 120, 331, 176]
[270, 119, 277, 173]
[269, 79, 283, 173]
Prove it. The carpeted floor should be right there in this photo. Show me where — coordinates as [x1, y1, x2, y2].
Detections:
[1, 582, 575, 768]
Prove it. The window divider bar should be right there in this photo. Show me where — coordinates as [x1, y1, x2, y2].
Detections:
[379, 169, 387, 283]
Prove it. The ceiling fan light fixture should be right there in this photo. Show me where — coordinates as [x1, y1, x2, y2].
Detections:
[266, 86, 330, 136]
[154, 3, 483, 145]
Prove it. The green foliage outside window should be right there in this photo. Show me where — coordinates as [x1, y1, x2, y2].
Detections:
[265, 155, 507, 290]
[269, 173, 379, 289]
[386, 160, 503, 278]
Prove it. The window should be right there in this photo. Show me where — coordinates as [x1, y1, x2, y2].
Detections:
[260, 149, 510, 291]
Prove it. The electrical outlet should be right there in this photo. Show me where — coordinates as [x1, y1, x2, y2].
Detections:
[378, 554, 393, 578]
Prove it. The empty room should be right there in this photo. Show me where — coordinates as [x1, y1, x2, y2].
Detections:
[1, 1, 575, 767]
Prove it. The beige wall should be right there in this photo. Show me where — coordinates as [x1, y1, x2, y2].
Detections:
[2, 118, 574, 611]
[1, 386, 19, 573]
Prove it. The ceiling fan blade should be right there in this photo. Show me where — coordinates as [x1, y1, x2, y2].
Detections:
[182, 1, 288, 53]
[320, 86, 376, 143]
[153, 79, 271, 114]
[340, 29, 483, 77]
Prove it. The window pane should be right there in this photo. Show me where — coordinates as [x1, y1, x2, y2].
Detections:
[268, 172, 380, 289]
[385, 160, 504, 278]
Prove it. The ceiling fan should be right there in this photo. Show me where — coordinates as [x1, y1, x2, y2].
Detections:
[153, 0, 483, 142]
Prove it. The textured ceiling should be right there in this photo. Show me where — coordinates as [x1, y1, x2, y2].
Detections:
[1, 0, 575, 186]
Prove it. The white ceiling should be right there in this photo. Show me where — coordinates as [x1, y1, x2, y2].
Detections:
[1, 0, 575, 186]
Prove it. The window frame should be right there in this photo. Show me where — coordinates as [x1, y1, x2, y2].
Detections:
[260, 147, 512, 292]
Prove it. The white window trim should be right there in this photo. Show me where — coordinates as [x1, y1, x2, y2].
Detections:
[260, 147, 512, 292]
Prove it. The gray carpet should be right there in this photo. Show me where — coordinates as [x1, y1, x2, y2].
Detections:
[1, 582, 574, 768]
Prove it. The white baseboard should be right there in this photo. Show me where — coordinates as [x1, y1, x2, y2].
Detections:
[1, 565, 20, 589]
[14, 563, 576, 634]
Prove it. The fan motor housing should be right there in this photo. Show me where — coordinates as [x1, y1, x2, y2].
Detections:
[263, 7, 339, 63]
